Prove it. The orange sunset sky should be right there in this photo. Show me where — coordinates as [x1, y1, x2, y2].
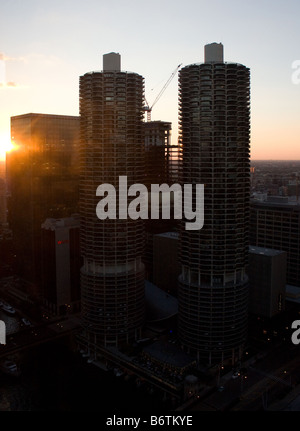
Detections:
[1, 0, 300, 161]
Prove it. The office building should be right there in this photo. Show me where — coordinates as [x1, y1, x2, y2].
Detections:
[142, 120, 178, 280]
[143, 120, 172, 188]
[79, 53, 145, 351]
[41, 215, 81, 316]
[248, 245, 286, 318]
[250, 197, 300, 287]
[6, 113, 80, 296]
[178, 43, 250, 365]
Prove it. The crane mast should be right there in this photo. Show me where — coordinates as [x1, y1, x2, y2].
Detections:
[144, 63, 182, 122]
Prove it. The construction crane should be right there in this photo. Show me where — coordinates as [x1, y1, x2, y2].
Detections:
[143, 63, 182, 122]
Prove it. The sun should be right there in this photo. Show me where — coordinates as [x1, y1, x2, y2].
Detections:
[0, 135, 14, 161]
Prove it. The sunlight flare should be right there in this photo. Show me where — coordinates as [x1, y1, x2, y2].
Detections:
[0, 134, 14, 160]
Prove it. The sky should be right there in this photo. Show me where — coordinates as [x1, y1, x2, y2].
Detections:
[0, 0, 300, 161]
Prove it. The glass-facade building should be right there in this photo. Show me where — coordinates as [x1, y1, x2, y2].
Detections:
[7, 113, 80, 294]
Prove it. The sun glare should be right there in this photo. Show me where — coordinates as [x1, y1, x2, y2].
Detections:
[0, 135, 15, 160]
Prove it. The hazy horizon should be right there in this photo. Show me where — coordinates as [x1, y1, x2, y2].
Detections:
[1, 0, 300, 161]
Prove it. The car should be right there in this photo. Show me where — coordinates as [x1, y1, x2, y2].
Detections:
[232, 371, 240, 379]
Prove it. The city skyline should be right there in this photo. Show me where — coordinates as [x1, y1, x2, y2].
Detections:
[1, 0, 300, 161]
[1, 5, 300, 411]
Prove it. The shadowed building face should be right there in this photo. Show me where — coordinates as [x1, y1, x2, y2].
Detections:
[178, 43, 251, 366]
[79, 53, 145, 350]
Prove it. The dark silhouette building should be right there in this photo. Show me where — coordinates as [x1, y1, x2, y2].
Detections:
[143, 120, 172, 187]
[177, 43, 250, 365]
[142, 120, 178, 280]
[79, 53, 145, 353]
[250, 198, 300, 288]
[6, 113, 80, 297]
[153, 232, 180, 297]
[41, 215, 81, 316]
[248, 245, 286, 318]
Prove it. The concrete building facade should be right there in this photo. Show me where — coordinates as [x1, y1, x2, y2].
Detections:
[177, 43, 251, 365]
[79, 53, 145, 351]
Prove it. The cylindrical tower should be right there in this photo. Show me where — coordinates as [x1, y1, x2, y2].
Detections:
[79, 53, 145, 350]
[178, 44, 250, 365]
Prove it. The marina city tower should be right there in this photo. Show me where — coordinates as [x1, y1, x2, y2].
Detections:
[79, 53, 145, 354]
[178, 43, 250, 365]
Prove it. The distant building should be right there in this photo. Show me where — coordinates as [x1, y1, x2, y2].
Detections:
[248, 246, 286, 318]
[287, 181, 300, 197]
[143, 120, 172, 188]
[143, 214, 176, 282]
[41, 215, 81, 316]
[142, 121, 177, 280]
[250, 198, 300, 287]
[7, 113, 80, 296]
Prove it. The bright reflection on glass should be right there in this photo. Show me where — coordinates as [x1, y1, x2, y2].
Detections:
[0, 135, 15, 160]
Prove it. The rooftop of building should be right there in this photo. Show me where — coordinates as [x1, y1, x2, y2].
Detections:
[41, 214, 80, 230]
[180, 61, 248, 68]
[249, 245, 286, 257]
[251, 195, 300, 209]
[11, 112, 80, 120]
[82, 69, 142, 76]
[142, 340, 195, 370]
[154, 231, 179, 239]
[285, 284, 300, 303]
